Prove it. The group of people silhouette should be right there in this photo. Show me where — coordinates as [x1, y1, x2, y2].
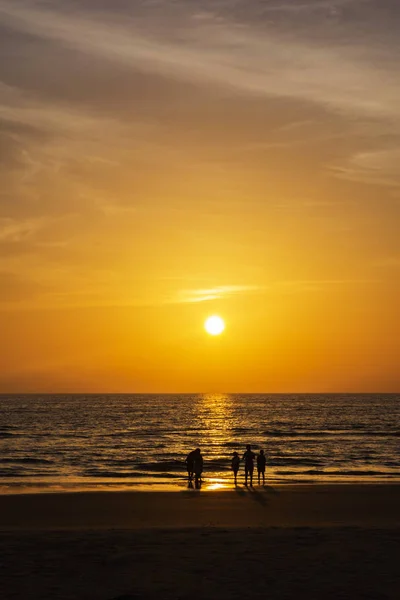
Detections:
[185, 444, 266, 488]
[232, 445, 266, 486]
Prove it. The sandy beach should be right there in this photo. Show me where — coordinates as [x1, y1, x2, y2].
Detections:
[1, 484, 399, 599]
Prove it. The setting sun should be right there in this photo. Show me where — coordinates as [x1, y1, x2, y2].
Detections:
[204, 316, 225, 336]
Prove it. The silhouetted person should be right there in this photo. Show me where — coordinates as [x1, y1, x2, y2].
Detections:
[193, 448, 203, 487]
[185, 449, 196, 480]
[242, 444, 256, 486]
[257, 449, 266, 485]
[231, 452, 240, 485]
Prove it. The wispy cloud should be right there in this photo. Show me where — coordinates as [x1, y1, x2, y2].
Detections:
[1, 0, 400, 122]
[0, 216, 48, 242]
[174, 279, 375, 303]
[332, 148, 400, 186]
[176, 285, 262, 303]
[258, 0, 367, 12]
[0, 93, 118, 135]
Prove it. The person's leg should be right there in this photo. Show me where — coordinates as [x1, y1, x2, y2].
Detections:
[250, 466, 253, 486]
[244, 466, 248, 485]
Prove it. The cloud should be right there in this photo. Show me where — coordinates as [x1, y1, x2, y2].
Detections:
[176, 285, 263, 303]
[0, 83, 123, 136]
[259, 0, 366, 12]
[0, 216, 47, 242]
[174, 279, 375, 303]
[1, 0, 400, 123]
[332, 147, 400, 187]
[2, 0, 400, 200]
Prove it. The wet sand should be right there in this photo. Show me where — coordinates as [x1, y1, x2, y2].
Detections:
[1, 485, 399, 599]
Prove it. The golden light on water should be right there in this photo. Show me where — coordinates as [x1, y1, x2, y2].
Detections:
[204, 315, 225, 336]
[205, 481, 229, 491]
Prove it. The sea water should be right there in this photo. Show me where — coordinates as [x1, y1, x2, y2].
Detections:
[0, 394, 399, 493]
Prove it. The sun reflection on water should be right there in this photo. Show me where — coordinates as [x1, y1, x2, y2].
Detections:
[197, 393, 234, 435]
[193, 394, 238, 487]
[204, 480, 230, 491]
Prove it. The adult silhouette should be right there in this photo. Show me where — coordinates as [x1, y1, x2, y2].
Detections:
[185, 449, 196, 480]
[242, 444, 256, 486]
[193, 448, 203, 487]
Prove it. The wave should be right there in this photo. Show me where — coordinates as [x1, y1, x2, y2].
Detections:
[263, 430, 399, 438]
[0, 469, 57, 477]
[0, 432, 54, 439]
[134, 461, 183, 472]
[268, 458, 323, 467]
[383, 460, 400, 468]
[0, 458, 54, 464]
[0, 470, 31, 477]
[82, 469, 182, 479]
[102, 428, 177, 438]
[83, 470, 145, 478]
[274, 469, 395, 476]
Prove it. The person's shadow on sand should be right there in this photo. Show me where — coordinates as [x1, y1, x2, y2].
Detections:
[247, 487, 269, 506]
[235, 485, 274, 506]
[262, 484, 278, 494]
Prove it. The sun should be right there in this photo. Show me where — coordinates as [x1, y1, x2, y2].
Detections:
[204, 315, 225, 336]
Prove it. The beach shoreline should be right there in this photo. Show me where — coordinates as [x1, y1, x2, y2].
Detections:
[1, 474, 399, 497]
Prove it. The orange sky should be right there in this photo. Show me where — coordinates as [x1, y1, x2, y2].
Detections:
[1, 1, 400, 392]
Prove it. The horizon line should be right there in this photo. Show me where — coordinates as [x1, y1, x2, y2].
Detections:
[0, 391, 398, 396]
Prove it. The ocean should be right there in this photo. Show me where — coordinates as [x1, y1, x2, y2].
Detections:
[0, 394, 399, 493]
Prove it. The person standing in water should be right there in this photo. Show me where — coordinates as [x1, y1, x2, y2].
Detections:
[231, 452, 240, 485]
[257, 449, 266, 485]
[185, 449, 196, 480]
[242, 444, 256, 486]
